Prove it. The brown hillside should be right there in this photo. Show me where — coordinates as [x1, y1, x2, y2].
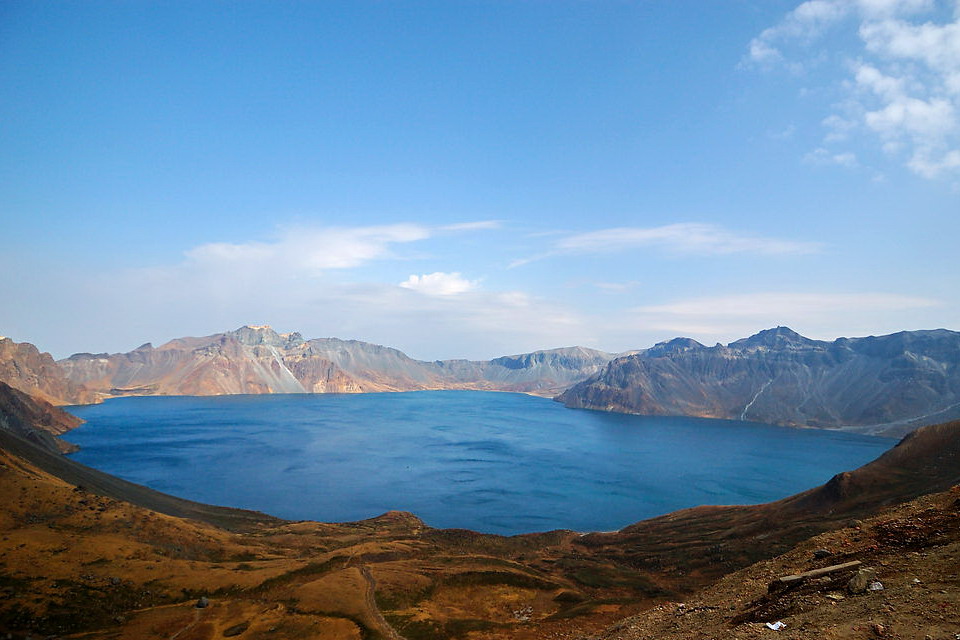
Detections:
[576, 420, 960, 589]
[0, 337, 95, 405]
[0, 380, 83, 453]
[1, 387, 958, 639]
[596, 487, 960, 640]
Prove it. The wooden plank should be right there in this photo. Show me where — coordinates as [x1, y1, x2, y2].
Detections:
[769, 560, 862, 592]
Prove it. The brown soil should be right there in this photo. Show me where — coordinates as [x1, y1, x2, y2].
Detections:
[1, 397, 958, 640]
[0, 433, 670, 640]
[596, 487, 960, 640]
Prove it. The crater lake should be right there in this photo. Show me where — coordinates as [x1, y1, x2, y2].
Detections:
[65, 391, 893, 535]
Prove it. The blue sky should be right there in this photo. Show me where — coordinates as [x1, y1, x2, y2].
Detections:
[1, 0, 958, 360]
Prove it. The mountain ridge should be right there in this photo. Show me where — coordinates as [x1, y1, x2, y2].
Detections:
[558, 326, 960, 436]
[56, 325, 620, 401]
[0, 337, 96, 405]
[4, 325, 959, 437]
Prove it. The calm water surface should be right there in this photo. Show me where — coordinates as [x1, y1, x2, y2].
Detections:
[65, 391, 892, 535]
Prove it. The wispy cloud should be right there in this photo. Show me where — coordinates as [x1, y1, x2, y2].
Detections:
[593, 281, 641, 294]
[440, 220, 502, 231]
[747, 0, 960, 178]
[804, 147, 860, 167]
[183, 220, 501, 277]
[634, 291, 938, 318]
[187, 224, 430, 274]
[626, 291, 941, 343]
[399, 271, 478, 296]
[511, 223, 820, 267]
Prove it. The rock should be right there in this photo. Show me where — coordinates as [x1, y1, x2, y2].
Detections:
[109, 577, 121, 585]
[553, 589, 585, 603]
[848, 567, 878, 594]
[872, 623, 885, 636]
[196, 596, 209, 608]
[813, 549, 833, 559]
[851, 519, 864, 529]
[223, 622, 249, 637]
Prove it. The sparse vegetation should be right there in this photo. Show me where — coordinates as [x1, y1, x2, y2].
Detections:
[1, 382, 957, 639]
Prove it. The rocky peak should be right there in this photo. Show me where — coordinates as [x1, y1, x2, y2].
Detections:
[729, 326, 818, 350]
[229, 325, 287, 348]
[645, 337, 705, 357]
[490, 347, 613, 371]
[279, 332, 305, 348]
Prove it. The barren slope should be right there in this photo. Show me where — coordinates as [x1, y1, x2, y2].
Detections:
[0, 337, 95, 405]
[2, 381, 959, 639]
[597, 488, 960, 640]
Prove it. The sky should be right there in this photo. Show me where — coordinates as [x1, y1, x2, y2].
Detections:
[1, 0, 958, 361]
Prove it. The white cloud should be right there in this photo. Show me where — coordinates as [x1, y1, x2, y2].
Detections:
[440, 220, 502, 231]
[770, 124, 798, 140]
[553, 223, 820, 257]
[860, 16, 960, 94]
[301, 282, 588, 359]
[187, 224, 430, 274]
[745, 0, 853, 67]
[746, 0, 934, 66]
[509, 223, 820, 267]
[748, 0, 960, 178]
[908, 147, 960, 175]
[593, 281, 641, 294]
[399, 272, 478, 296]
[823, 114, 858, 141]
[805, 147, 860, 166]
[181, 220, 504, 279]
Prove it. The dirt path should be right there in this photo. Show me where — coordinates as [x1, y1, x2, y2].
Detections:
[168, 606, 202, 640]
[361, 565, 406, 640]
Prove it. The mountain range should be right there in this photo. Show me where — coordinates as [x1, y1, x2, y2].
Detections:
[55, 324, 619, 400]
[559, 326, 960, 436]
[3, 325, 960, 436]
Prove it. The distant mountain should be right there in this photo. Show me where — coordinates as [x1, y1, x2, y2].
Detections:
[0, 337, 96, 405]
[58, 325, 619, 400]
[558, 327, 960, 436]
[2, 356, 958, 639]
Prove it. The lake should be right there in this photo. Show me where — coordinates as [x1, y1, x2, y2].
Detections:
[65, 391, 893, 535]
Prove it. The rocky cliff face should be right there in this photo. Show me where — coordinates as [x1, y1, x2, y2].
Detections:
[558, 327, 960, 435]
[59, 325, 620, 399]
[0, 337, 96, 405]
[59, 327, 317, 397]
[0, 380, 83, 453]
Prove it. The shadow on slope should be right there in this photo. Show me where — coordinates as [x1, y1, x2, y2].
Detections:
[575, 420, 960, 588]
[2, 379, 958, 639]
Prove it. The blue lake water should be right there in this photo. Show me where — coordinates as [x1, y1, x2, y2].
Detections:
[64, 391, 893, 535]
